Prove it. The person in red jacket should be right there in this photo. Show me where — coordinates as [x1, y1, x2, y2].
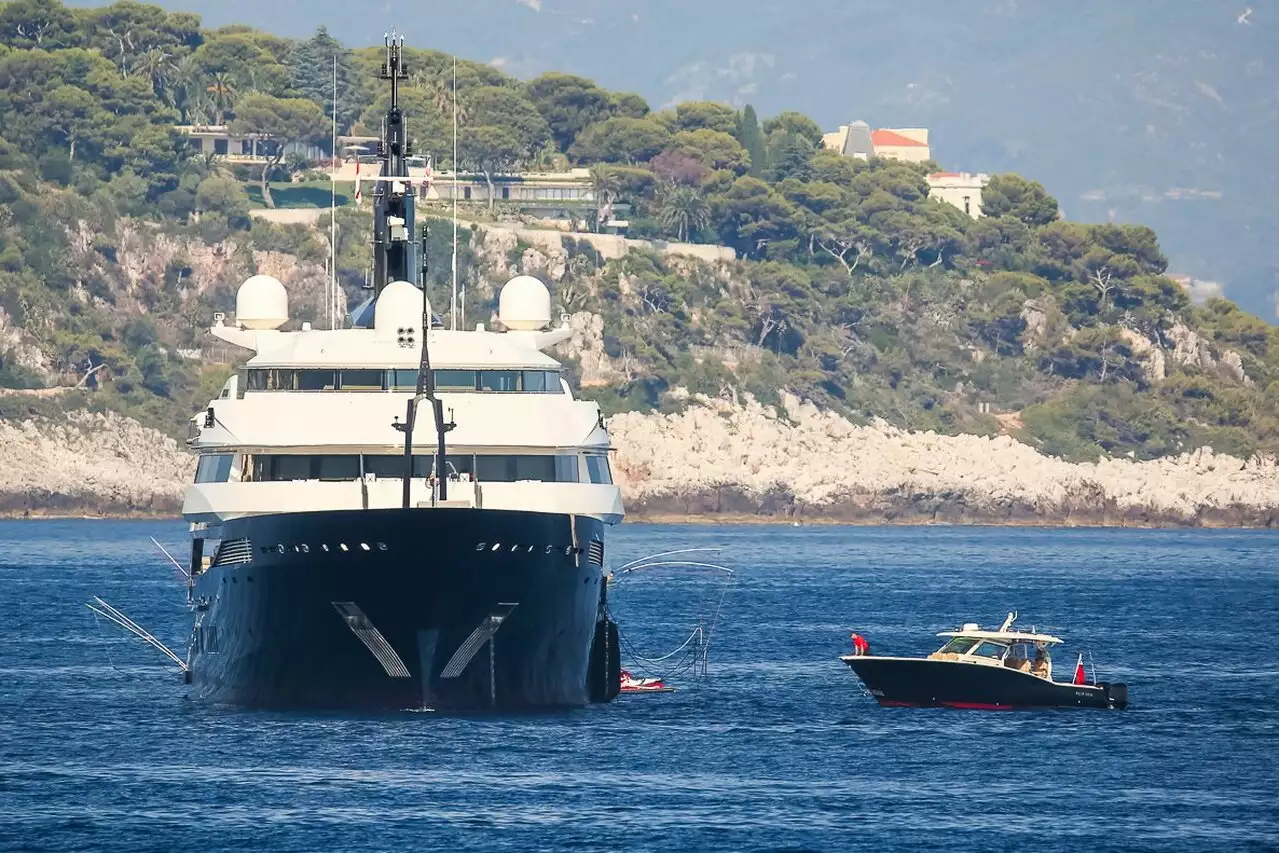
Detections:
[850, 632, 870, 656]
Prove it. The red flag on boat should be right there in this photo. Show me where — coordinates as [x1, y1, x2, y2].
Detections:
[1073, 653, 1086, 685]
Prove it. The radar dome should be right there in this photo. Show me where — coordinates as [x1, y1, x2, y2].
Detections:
[235, 275, 288, 330]
[498, 275, 551, 331]
[374, 280, 428, 341]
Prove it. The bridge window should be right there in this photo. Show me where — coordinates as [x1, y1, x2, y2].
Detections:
[436, 369, 478, 391]
[248, 453, 578, 483]
[298, 370, 336, 391]
[585, 454, 612, 485]
[195, 454, 234, 483]
[479, 370, 521, 392]
[247, 368, 561, 393]
[338, 369, 383, 391]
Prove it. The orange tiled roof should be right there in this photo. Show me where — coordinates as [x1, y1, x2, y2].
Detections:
[871, 129, 928, 147]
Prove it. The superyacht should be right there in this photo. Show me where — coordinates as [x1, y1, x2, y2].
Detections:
[181, 36, 623, 709]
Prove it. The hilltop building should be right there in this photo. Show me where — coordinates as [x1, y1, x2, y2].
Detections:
[822, 121, 931, 163]
[175, 124, 327, 162]
[926, 172, 990, 218]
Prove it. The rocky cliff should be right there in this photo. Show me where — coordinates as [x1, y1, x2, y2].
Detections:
[2, 400, 1276, 526]
[0, 410, 192, 516]
[610, 393, 1279, 527]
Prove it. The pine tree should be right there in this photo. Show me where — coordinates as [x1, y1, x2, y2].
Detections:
[288, 27, 361, 137]
[736, 104, 768, 178]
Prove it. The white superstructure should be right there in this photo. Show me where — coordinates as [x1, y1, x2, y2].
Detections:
[184, 275, 625, 525]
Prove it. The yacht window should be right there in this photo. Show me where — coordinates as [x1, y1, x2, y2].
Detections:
[522, 370, 547, 392]
[364, 455, 409, 478]
[245, 369, 268, 391]
[937, 637, 978, 655]
[267, 369, 296, 391]
[545, 371, 564, 393]
[390, 369, 419, 391]
[298, 370, 337, 391]
[273, 456, 312, 481]
[479, 370, 521, 392]
[514, 455, 556, 482]
[339, 370, 384, 391]
[970, 641, 1009, 659]
[195, 454, 234, 483]
[316, 455, 361, 480]
[585, 454, 612, 485]
[476, 455, 516, 482]
[555, 455, 579, 483]
[435, 369, 478, 391]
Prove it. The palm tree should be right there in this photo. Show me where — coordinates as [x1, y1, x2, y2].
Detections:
[589, 164, 621, 231]
[138, 47, 173, 98]
[206, 72, 237, 125]
[658, 184, 711, 242]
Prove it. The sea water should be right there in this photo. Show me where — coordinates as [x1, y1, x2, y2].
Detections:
[1, 520, 1276, 852]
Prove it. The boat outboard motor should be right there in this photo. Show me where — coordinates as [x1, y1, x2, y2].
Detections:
[1101, 682, 1129, 709]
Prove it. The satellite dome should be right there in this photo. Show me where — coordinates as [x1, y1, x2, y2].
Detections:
[235, 275, 288, 330]
[498, 275, 551, 331]
[374, 280, 428, 342]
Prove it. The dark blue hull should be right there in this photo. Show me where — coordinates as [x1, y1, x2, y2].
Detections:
[187, 508, 618, 710]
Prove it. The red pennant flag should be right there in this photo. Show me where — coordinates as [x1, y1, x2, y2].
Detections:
[1073, 653, 1086, 685]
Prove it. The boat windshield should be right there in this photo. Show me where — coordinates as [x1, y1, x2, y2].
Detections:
[936, 637, 978, 655]
[969, 640, 1009, 660]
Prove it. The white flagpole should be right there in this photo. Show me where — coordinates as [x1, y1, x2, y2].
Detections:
[451, 54, 460, 331]
[330, 54, 338, 330]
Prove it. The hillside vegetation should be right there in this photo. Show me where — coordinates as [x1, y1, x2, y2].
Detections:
[0, 0, 1276, 464]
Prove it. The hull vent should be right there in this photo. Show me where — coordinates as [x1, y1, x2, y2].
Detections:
[587, 540, 604, 567]
[211, 538, 253, 566]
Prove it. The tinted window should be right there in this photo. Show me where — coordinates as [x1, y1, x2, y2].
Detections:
[522, 370, 547, 392]
[435, 369, 477, 391]
[195, 454, 234, 483]
[245, 370, 267, 391]
[938, 637, 978, 655]
[316, 455, 360, 480]
[585, 455, 612, 485]
[514, 455, 556, 481]
[475, 455, 515, 482]
[479, 370, 520, 392]
[544, 371, 563, 393]
[364, 455, 409, 478]
[390, 369, 418, 390]
[273, 456, 311, 480]
[555, 456, 579, 483]
[298, 370, 336, 391]
[339, 369, 383, 390]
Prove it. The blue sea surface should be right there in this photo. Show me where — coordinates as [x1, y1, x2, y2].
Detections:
[1, 520, 1277, 852]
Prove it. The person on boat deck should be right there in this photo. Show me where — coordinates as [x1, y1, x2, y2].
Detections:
[1031, 646, 1051, 678]
[850, 633, 870, 656]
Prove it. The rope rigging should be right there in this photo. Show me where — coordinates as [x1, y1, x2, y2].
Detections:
[608, 548, 733, 683]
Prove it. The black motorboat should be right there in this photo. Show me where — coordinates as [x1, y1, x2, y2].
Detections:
[841, 613, 1128, 710]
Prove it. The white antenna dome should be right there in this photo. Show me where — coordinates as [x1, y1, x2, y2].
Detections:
[498, 275, 551, 331]
[374, 280, 428, 342]
[235, 274, 288, 330]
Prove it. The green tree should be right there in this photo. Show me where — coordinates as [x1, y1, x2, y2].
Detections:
[735, 104, 768, 178]
[461, 124, 521, 210]
[229, 94, 328, 208]
[194, 174, 250, 222]
[670, 101, 737, 134]
[588, 164, 621, 231]
[0, 0, 76, 49]
[569, 116, 671, 164]
[524, 72, 613, 152]
[657, 184, 710, 242]
[42, 84, 104, 160]
[82, 1, 201, 78]
[204, 71, 236, 124]
[982, 174, 1059, 227]
[288, 26, 360, 134]
[609, 91, 650, 118]
[467, 86, 551, 158]
[762, 111, 824, 147]
[667, 129, 750, 174]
